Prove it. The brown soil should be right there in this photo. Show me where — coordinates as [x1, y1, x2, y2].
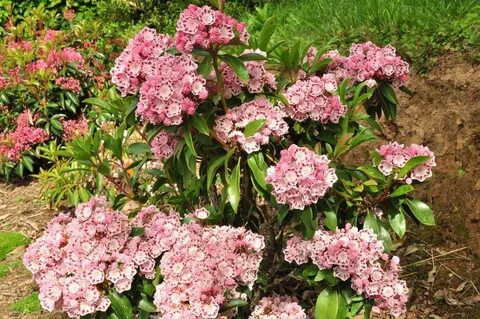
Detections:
[0, 55, 479, 319]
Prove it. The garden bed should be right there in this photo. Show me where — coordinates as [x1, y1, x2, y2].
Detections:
[0, 55, 479, 318]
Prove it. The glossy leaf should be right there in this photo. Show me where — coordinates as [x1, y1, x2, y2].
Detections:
[220, 55, 249, 81]
[405, 198, 435, 226]
[227, 159, 241, 213]
[390, 184, 414, 197]
[314, 288, 348, 319]
[244, 119, 266, 137]
[397, 156, 431, 178]
[108, 290, 133, 319]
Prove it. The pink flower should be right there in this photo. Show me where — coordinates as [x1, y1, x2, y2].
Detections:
[175, 5, 249, 53]
[281, 74, 347, 123]
[110, 27, 173, 96]
[284, 225, 408, 317]
[250, 295, 306, 319]
[63, 9, 75, 21]
[221, 49, 276, 98]
[56, 77, 81, 93]
[150, 131, 178, 161]
[266, 145, 337, 210]
[214, 98, 289, 153]
[153, 224, 264, 319]
[0, 111, 49, 162]
[61, 116, 88, 142]
[323, 42, 409, 87]
[376, 142, 436, 182]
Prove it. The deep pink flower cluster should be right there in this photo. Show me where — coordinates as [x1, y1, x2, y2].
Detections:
[266, 144, 337, 210]
[281, 74, 346, 123]
[110, 27, 173, 96]
[377, 142, 436, 182]
[43, 30, 63, 43]
[0, 76, 8, 90]
[249, 295, 306, 319]
[284, 225, 408, 317]
[61, 116, 88, 142]
[154, 223, 265, 319]
[214, 98, 288, 153]
[47, 47, 85, 68]
[23, 197, 184, 318]
[0, 111, 49, 162]
[151, 131, 178, 161]
[175, 5, 249, 53]
[221, 50, 276, 98]
[56, 77, 81, 93]
[64, 9, 76, 21]
[323, 42, 409, 87]
[7, 40, 33, 52]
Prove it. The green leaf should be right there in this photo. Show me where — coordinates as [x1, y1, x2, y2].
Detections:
[244, 119, 266, 137]
[128, 143, 151, 155]
[258, 16, 277, 51]
[276, 205, 290, 224]
[388, 210, 406, 238]
[197, 55, 212, 78]
[83, 97, 111, 109]
[191, 116, 210, 136]
[315, 288, 348, 319]
[138, 299, 156, 312]
[220, 299, 248, 311]
[324, 210, 337, 231]
[184, 127, 197, 157]
[21, 156, 34, 172]
[131, 227, 145, 237]
[238, 52, 267, 61]
[207, 150, 234, 189]
[390, 184, 414, 197]
[220, 55, 249, 81]
[364, 213, 393, 251]
[381, 84, 398, 105]
[98, 161, 111, 176]
[247, 153, 267, 191]
[300, 207, 316, 239]
[109, 290, 133, 319]
[397, 156, 431, 179]
[405, 198, 435, 226]
[227, 159, 241, 213]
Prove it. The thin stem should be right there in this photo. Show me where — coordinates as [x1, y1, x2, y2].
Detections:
[210, 49, 229, 114]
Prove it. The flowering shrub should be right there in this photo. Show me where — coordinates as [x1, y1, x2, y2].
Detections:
[0, 6, 121, 178]
[28, 2, 438, 319]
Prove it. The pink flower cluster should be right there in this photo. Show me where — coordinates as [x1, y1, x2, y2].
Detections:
[214, 98, 288, 153]
[249, 295, 306, 319]
[0, 111, 49, 162]
[64, 9, 76, 21]
[221, 50, 276, 98]
[61, 116, 88, 142]
[175, 5, 249, 53]
[136, 53, 208, 125]
[47, 47, 85, 68]
[377, 142, 436, 182]
[111, 28, 208, 125]
[281, 74, 346, 123]
[23, 197, 183, 318]
[110, 27, 173, 96]
[154, 223, 265, 319]
[266, 144, 337, 210]
[284, 225, 408, 317]
[323, 42, 409, 87]
[56, 77, 81, 93]
[151, 131, 178, 161]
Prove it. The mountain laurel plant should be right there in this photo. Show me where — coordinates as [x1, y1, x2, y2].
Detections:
[26, 2, 436, 319]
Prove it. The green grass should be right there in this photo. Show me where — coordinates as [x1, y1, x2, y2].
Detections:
[244, 0, 480, 72]
[0, 231, 30, 261]
[10, 293, 42, 314]
[0, 259, 21, 278]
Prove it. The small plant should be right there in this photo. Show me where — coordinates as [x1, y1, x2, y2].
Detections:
[27, 2, 436, 319]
